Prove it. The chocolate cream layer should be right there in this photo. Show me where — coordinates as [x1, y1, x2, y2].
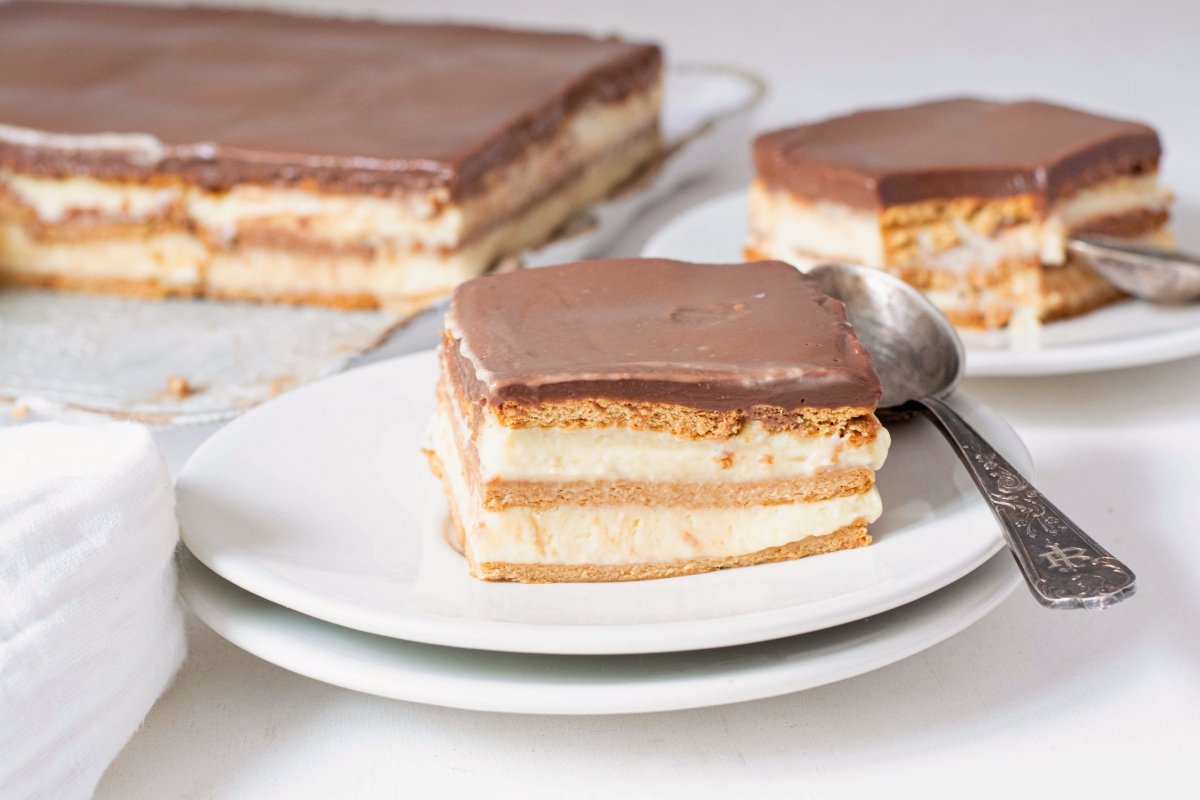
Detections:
[754, 98, 1161, 208]
[446, 259, 882, 413]
[0, 1, 660, 197]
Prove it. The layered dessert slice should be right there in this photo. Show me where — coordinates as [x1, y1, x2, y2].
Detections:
[0, 2, 661, 313]
[425, 258, 890, 583]
[748, 98, 1174, 328]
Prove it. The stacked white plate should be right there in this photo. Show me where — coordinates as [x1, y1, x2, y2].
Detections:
[178, 349, 1028, 715]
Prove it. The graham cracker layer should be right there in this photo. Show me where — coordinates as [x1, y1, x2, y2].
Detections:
[940, 305, 1016, 330]
[444, 330, 878, 440]
[225, 226, 415, 259]
[0, 268, 198, 300]
[482, 467, 874, 510]
[0, 186, 187, 243]
[492, 396, 879, 439]
[889, 257, 1040, 293]
[1073, 207, 1170, 238]
[879, 195, 1039, 266]
[0, 263, 437, 312]
[467, 521, 872, 583]
[208, 286, 419, 313]
[1040, 254, 1126, 322]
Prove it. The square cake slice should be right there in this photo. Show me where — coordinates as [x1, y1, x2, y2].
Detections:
[0, 2, 661, 313]
[425, 258, 891, 583]
[748, 98, 1174, 328]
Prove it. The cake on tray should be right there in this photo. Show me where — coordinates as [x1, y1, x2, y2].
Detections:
[425, 258, 891, 583]
[748, 98, 1174, 328]
[0, 2, 662, 313]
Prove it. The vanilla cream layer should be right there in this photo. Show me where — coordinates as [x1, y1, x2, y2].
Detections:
[748, 179, 885, 266]
[471, 493, 881, 565]
[750, 172, 1172, 271]
[2, 172, 178, 222]
[0, 82, 660, 250]
[914, 222, 1042, 273]
[468, 408, 890, 482]
[0, 222, 204, 286]
[431, 409, 881, 565]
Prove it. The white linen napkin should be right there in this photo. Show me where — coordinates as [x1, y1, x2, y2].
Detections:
[0, 422, 186, 799]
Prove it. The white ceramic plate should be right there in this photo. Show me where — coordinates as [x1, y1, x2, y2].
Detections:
[179, 547, 1019, 714]
[641, 191, 1200, 377]
[178, 350, 1028, 655]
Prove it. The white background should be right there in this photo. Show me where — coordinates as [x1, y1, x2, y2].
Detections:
[85, 0, 1200, 796]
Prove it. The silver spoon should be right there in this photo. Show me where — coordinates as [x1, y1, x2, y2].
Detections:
[1067, 234, 1200, 302]
[810, 263, 1136, 610]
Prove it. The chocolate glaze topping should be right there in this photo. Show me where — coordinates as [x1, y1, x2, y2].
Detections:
[0, 2, 660, 196]
[448, 259, 882, 411]
[755, 98, 1161, 209]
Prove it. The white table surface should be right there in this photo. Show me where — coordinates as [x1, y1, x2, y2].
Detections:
[37, 0, 1199, 795]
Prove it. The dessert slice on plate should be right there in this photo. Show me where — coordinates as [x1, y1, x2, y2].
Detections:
[748, 98, 1174, 328]
[0, 1, 661, 313]
[426, 258, 890, 582]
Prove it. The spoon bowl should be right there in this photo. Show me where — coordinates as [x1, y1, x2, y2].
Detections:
[1067, 234, 1200, 303]
[810, 263, 963, 408]
[809, 262, 1136, 610]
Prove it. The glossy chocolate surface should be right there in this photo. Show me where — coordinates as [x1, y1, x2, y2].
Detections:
[0, 2, 660, 195]
[755, 98, 1161, 208]
[448, 259, 882, 411]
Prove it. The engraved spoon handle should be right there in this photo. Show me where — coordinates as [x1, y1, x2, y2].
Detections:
[912, 395, 1136, 609]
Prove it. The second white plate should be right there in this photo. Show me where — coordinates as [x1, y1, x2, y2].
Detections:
[641, 191, 1200, 377]
[180, 548, 1020, 715]
[178, 350, 1027, 655]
